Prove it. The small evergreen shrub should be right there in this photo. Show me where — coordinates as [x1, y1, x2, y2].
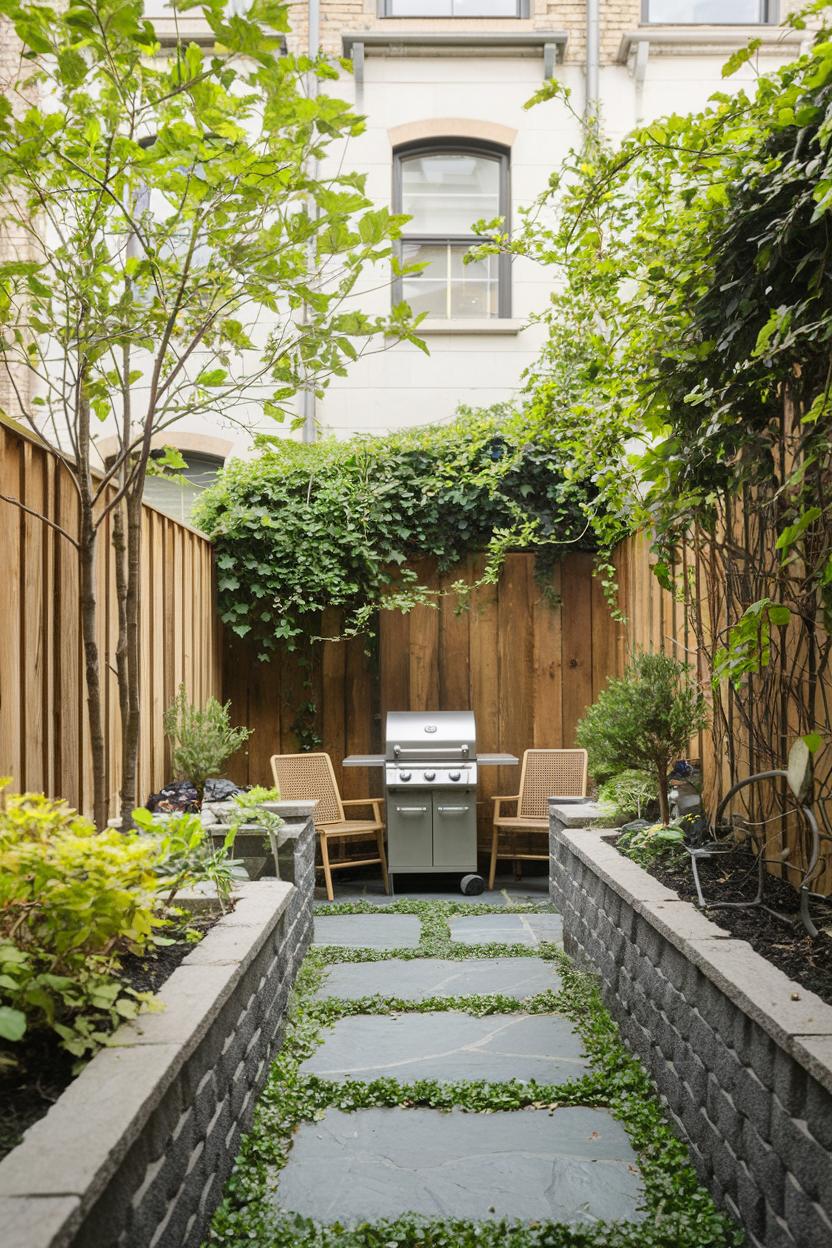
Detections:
[577, 652, 707, 825]
[163, 684, 252, 799]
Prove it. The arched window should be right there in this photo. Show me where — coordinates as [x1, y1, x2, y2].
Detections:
[393, 140, 511, 320]
[143, 450, 225, 526]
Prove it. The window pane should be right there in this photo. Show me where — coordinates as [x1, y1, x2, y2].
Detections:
[401, 242, 499, 319]
[385, 0, 452, 12]
[401, 152, 501, 235]
[646, 0, 762, 20]
[450, 248, 498, 317]
[402, 243, 450, 318]
[452, 0, 519, 12]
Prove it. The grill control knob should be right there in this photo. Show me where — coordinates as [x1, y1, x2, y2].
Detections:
[449, 771, 461, 781]
[400, 771, 411, 781]
[424, 771, 436, 781]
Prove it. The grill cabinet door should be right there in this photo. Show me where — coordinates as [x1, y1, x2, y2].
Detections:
[432, 793, 477, 869]
[387, 798, 433, 870]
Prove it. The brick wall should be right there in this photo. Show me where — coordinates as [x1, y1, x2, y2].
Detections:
[549, 817, 832, 1248]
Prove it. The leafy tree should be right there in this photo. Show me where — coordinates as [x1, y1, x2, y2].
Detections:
[163, 683, 251, 799]
[0, 0, 421, 828]
[577, 653, 707, 826]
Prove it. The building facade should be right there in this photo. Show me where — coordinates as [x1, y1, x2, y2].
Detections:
[0, 2, 809, 517]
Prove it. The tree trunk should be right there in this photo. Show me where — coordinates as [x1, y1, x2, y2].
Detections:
[113, 500, 132, 830]
[119, 486, 143, 824]
[79, 501, 108, 830]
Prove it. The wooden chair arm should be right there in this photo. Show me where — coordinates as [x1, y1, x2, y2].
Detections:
[492, 795, 519, 816]
[342, 797, 383, 819]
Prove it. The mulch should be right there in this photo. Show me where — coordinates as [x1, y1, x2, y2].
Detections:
[650, 850, 832, 1006]
[0, 915, 218, 1161]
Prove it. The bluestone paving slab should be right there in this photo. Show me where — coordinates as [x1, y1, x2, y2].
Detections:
[273, 1106, 644, 1225]
[313, 913, 421, 949]
[301, 1012, 588, 1083]
[314, 876, 550, 908]
[314, 957, 560, 1002]
[449, 912, 563, 947]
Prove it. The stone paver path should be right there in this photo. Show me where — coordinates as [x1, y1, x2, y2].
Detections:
[313, 913, 421, 949]
[449, 911, 564, 946]
[301, 1012, 590, 1083]
[314, 956, 561, 1001]
[271, 897, 646, 1233]
[276, 1106, 644, 1225]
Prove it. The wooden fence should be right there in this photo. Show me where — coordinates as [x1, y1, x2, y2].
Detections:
[0, 416, 222, 817]
[224, 551, 625, 846]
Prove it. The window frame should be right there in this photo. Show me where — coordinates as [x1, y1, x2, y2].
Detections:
[379, 0, 530, 16]
[392, 138, 512, 321]
[641, 0, 777, 23]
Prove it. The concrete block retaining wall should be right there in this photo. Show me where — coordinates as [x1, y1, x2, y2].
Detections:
[0, 810, 315, 1248]
[549, 808, 832, 1248]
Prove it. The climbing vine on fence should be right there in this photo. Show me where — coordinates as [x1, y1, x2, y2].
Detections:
[194, 406, 598, 656]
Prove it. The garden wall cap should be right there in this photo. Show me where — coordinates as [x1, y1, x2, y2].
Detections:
[548, 799, 609, 826]
[0, 880, 294, 1216]
[1, 1194, 82, 1248]
[551, 822, 832, 1093]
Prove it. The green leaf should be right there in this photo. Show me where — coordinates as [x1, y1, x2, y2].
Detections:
[0, 1006, 26, 1042]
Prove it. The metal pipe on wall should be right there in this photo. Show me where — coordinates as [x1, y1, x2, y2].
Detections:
[301, 0, 321, 442]
[585, 0, 599, 125]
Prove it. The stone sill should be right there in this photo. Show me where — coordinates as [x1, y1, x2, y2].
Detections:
[552, 824, 832, 1097]
[0, 881, 294, 1248]
[618, 25, 806, 63]
[415, 317, 525, 335]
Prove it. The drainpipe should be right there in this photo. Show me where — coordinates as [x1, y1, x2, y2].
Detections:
[585, 0, 599, 128]
[301, 0, 321, 443]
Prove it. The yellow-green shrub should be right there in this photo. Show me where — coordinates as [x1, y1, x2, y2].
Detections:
[0, 789, 168, 1062]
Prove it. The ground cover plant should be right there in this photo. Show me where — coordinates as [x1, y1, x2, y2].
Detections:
[194, 405, 596, 655]
[206, 898, 743, 1248]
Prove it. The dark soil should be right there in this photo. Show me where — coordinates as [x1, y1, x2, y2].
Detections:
[647, 849, 832, 1005]
[0, 916, 218, 1161]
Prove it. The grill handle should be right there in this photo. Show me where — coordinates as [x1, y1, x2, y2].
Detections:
[393, 745, 469, 758]
[395, 806, 429, 815]
[436, 805, 470, 815]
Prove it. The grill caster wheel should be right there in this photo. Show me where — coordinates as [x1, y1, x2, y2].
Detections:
[460, 873, 485, 896]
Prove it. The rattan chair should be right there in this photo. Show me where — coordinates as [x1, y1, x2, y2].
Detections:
[270, 752, 389, 902]
[488, 748, 588, 890]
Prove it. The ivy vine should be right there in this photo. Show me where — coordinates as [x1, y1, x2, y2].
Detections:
[193, 406, 597, 657]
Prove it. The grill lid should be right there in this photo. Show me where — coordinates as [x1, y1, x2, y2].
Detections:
[385, 710, 476, 761]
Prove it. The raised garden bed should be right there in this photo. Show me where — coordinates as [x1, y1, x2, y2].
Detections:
[0, 810, 315, 1248]
[549, 806, 832, 1248]
[0, 916, 219, 1163]
[650, 851, 832, 1006]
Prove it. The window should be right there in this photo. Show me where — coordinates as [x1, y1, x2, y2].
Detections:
[381, 0, 529, 15]
[644, 0, 774, 21]
[143, 451, 225, 525]
[394, 142, 510, 320]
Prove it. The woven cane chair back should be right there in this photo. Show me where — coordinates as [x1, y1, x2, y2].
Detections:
[270, 752, 344, 826]
[517, 749, 588, 818]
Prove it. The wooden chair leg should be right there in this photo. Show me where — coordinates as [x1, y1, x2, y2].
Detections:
[376, 829, 390, 894]
[319, 832, 335, 902]
[488, 823, 500, 891]
[514, 858, 523, 881]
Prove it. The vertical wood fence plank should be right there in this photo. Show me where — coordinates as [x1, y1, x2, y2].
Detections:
[439, 560, 471, 710]
[561, 553, 594, 748]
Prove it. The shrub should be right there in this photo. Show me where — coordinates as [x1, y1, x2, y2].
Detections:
[164, 684, 252, 799]
[577, 652, 707, 825]
[597, 769, 656, 821]
[0, 789, 169, 1062]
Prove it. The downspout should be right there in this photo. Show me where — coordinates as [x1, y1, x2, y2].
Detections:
[302, 0, 320, 442]
[585, 0, 599, 127]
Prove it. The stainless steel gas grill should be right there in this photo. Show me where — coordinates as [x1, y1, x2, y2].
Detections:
[344, 711, 517, 895]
